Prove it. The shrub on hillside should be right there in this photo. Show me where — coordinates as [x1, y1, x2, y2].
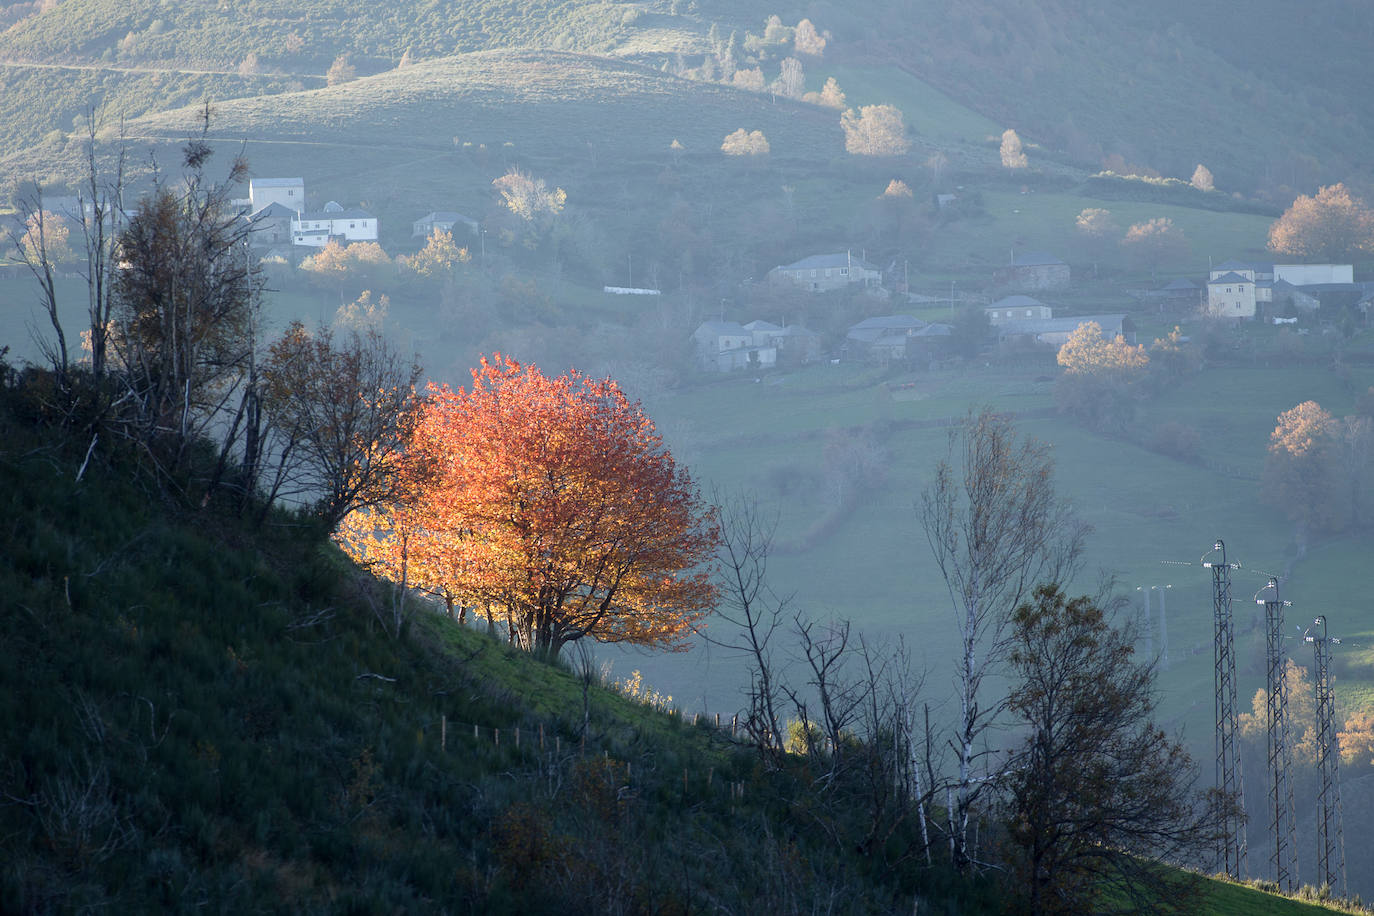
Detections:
[1147, 421, 1202, 462]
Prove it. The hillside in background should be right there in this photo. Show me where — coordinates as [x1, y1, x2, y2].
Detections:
[1, 0, 1371, 200]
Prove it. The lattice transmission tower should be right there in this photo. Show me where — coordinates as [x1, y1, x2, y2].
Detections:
[1255, 577, 1297, 892]
[1305, 616, 1346, 895]
[1203, 538, 1246, 879]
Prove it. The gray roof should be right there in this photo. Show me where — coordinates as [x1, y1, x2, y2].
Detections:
[695, 321, 748, 335]
[848, 315, 926, 331]
[1159, 277, 1199, 291]
[250, 202, 297, 221]
[1213, 259, 1269, 272]
[1295, 282, 1364, 294]
[778, 252, 880, 272]
[987, 295, 1046, 309]
[743, 320, 783, 332]
[1010, 251, 1065, 267]
[998, 314, 1127, 336]
[418, 210, 477, 225]
[912, 323, 953, 337]
[299, 206, 373, 221]
[1208, 272, 1251, 285]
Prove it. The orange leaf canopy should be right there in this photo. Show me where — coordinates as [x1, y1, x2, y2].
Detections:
[398, 355, 717, 657]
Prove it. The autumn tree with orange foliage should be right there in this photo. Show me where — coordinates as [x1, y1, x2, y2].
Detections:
[1260, 400, 1374, 536]
[344, 355, 718, 659]
[1268, 183, 1374, 262]
[1054, 322, 1150, 431]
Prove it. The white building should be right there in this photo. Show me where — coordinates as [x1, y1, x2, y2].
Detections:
[692, 320, 778, 371]
[1273, 264, 1353, 286]
[1207, 272, 1257, 319]
[249, 178, 305, 214]
[291, 201, 379, 248]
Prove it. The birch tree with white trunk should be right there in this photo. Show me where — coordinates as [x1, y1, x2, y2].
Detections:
[919, 409, 1085, 871]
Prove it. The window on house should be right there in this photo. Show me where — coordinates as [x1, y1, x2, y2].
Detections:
[840, 268, 848, 275]
[1025, 309, 1032, 316]
[350, 222, 356, 228]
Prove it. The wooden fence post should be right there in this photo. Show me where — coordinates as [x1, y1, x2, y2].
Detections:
[441, 715, 447, 751]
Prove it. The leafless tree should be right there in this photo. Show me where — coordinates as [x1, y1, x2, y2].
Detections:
[709, 493, 789, 764]
[919, 408, 1087, 871]
[75, 109, 126, 384]
[259, 321, 421, 526]
[11, 185, 69, 386]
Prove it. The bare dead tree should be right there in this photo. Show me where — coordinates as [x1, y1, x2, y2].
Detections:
[919, 408, 1087, 871]
[707, 492, 790, 764]
[11, 185, 69, 387]
[76, 108, 126, 384]
[259, 321, 421, 526]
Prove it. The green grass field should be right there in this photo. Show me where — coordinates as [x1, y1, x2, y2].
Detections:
[597, 358, 1374, 771]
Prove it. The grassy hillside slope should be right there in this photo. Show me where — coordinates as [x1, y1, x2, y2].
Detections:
[0, 372, 1360, 913]
[0, 394, 927, 912]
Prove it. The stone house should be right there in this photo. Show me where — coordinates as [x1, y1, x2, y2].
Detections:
[247, 202, 297, 248]
[844, 315, 927, 361]
[985, 295, 1051, 323]
[768, 252, 882, 292]
[997, 252, 1070, 290]
[413, 211, 479, 238]
[998, 314, 1134, 348]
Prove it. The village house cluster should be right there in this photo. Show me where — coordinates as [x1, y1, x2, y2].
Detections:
[238, 177, 477, 258]
[693, 244, 1374, 373]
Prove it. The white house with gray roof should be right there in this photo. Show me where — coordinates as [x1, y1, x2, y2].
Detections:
[768, 252, 882, 292]
[1207, 271, 1258, 319]
[291, 201, 378, 247]
[249, 177, 305, 214]
[692, 320, 777, 371]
